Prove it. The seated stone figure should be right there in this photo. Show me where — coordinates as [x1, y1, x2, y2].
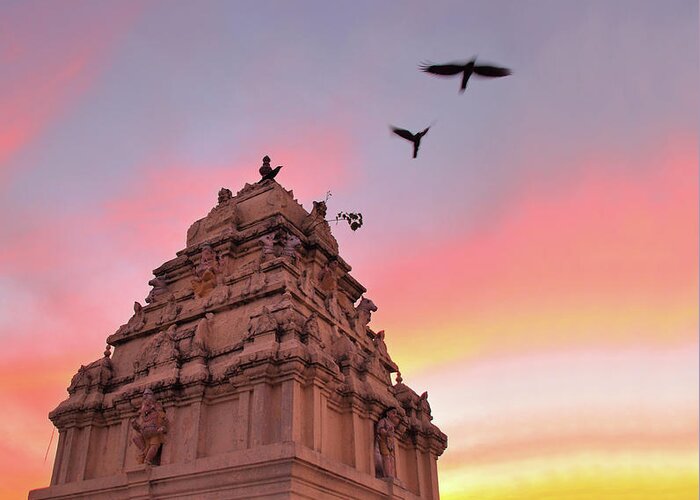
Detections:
[131, 389, 168, 465]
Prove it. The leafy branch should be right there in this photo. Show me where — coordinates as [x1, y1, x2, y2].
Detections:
[332, 212, 363, 231]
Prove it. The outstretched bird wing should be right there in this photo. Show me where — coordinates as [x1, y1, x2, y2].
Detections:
[473, 64, 511, 77]
[419, 61, 466, 76]
[391, 127, 416, 141]
[261, 165, 282, 181]
[417, 126, 430, 138]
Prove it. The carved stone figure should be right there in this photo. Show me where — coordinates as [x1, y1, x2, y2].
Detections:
[301, 313, 321, 343]
[248, 307, 278, 337]
[67, 365, 87, 394]
[134, 326, 180, 374]
[275, 311, 293, 339]
[191, 313, 214, 357]
[157, 295, 181, 325]
[303, 200, 328, 234]
[297, 269, 315, 300]
[282, 232, 301, 258]
[355, 297, 377, 332]
[371, 330, 397, 373]
[317, 259, 338, 292]
[192, 245, 220, 298]
[206, 274, 230, 307]
[243, 269, 267, 296]
[217, 187, 233, 204]
[330, 328, 357, 366]
[373, 330, 389, 358]
[375, 408, 401, 479]
[418, 391, 433, 424]
[145, 277, 170, 304]
[127, 302, 147, 333]
[131, 389, 168, 465]
[302, 199, 339, 252]
[67, 346, 113, 394]
[197, 245, 219, 275]
[325, 289, 343, 320]
[259, 233, 277, 262]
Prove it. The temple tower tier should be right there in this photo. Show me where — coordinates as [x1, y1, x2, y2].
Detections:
[30, 164, 447, 500]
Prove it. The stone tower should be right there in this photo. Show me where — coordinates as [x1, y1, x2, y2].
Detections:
[30, 159, 447, 500]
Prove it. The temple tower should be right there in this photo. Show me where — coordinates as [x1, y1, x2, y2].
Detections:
[30, 158, 447, 500]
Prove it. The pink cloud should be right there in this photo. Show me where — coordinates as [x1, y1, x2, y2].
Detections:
[355, 135, 697, 366]
[0, 2, 143, 179]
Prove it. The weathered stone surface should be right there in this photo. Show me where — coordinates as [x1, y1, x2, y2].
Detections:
[31, 160, 446, 500]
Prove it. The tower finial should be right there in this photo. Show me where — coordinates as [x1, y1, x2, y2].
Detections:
[259, 154, 283, 182]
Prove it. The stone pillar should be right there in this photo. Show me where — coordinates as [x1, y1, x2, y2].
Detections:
[117, 416, 131, 471]
[249, 383, 269, 447]
[428, 452, 439, 500]
[311, 384, 324, 452]
[74, 425, 93, 481]
[349, 409, 365, 471]
[187, 400, 204, 462]
[415, 448, 428, 498]
[280, 379, 302, 442]
[235, 390, 251, 449]
[50, 430, 66, 486]
[55, 427, 75, 484]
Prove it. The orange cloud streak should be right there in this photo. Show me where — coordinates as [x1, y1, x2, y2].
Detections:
[364, 136, 697, 370]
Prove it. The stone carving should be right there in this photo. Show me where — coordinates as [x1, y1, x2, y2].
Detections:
[67, 346, 114, 394]
[157, 295, 181, 325]
[301, 313, 321, 343]
[330, 328, 357, 366]
[304, 200, 328, 234]
[259, 233, 277, 262]
[355, 297, 377, 332]
[191, 245, 220, 298]
[372, 330, 399, 371]
[297, 269, 315, 300]
[186, 188, 238, 247]
[375, 407, 401, 479]
[317, 259, 339, 292]
[134, 325, 180, 374]
[243, 269, 267, 296]
[218, 187, 233, 204]
[191, 313, 214, 357]
[325, 289, 343, 321]
[206, 274, 230, 307]
[418, 391, 433, 424]
[131, 389, 168, 465]
[282, 232, 301, 259]
[145, 277, 170, 304]
[197, 245, 219, 275]
[67, 366, 87, 394]
[123, 301, 147, 333]
[373, 330, 389, 358]
[248, 306, 278, 337]
[219, 252, 235, 278]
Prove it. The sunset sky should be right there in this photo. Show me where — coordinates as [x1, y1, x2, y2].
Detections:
[1, 1, 697, 499]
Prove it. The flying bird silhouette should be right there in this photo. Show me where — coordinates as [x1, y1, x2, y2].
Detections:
[259, 155, 283, 181]
[391, 126, 430, 159]
[419, 58, 511, 93]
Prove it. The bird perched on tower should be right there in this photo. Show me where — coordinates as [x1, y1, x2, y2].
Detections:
[259, 155, 283, 182]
